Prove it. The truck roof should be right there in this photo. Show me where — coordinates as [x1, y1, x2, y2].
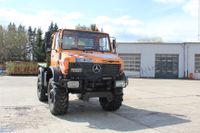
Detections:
[60, 29, 109, 35]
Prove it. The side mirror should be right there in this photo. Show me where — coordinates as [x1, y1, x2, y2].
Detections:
[45, 31, 52, 52]
[112, 39, 117, 53]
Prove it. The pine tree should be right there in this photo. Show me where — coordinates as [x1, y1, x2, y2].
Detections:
[0, 25, 5, 62]
[5, 23, 17, 61]
[34, 28, 45, 62]
[16, 24, 28, 61]
[44, 22, 59, 51]
[54, 23, 58, 32]
[48, 21, 58, 34]
[28, 26, 36, 61]
[48, 22, 54, 32]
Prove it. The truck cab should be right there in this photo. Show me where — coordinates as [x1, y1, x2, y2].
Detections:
[37, 29, 128, 115]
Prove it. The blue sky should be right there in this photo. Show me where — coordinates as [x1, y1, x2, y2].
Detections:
[0, 0, 198, 42]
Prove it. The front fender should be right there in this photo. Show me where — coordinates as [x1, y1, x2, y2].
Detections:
[47, 67, 61, 82]
[120, 72, 129, 88]
[38, 67, 45, 87]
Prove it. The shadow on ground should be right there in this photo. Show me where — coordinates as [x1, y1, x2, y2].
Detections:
[57, 99, 190, 132]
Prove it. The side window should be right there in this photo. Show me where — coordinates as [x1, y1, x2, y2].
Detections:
[99, 37, 110, 51]
[55, 33, 60, 50]
[51, 34, 56, 50]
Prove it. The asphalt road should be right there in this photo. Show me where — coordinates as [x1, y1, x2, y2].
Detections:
[0, 76, 200, 133]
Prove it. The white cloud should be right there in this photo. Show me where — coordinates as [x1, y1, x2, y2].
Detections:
[94, 15, 143, 38]
[93, 14, 197, 42]
[153, 0, 185, 4]
[0, 5, 198, 42]
[93, 0, 199, 42]
[0, 8, 83, 31]
[142, 14, 197, 41]
[183, 0, 198, 17]
[154, 0, 198, 18]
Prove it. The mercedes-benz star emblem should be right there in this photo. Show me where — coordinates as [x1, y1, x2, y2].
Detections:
[92, 64, 101, 73]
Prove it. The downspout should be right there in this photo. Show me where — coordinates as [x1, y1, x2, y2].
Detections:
[186, 43, 189, 78]
[183, 43, 186, 78]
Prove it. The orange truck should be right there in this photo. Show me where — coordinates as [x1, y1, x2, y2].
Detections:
[37, 29, 128, 115]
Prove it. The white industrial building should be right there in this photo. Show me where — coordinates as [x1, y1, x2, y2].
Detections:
[117, 42, 200, 79]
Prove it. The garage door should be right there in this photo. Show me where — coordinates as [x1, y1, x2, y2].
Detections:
[195, 54, 200, 73]
[155, 54, 179, 78]
[119, 54, 141, 77]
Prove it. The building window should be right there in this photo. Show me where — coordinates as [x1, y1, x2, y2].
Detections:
[195, 54, 200, 73]
[119, 54, 141, 72]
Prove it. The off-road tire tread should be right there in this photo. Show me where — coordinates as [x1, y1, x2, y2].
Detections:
[37, 74, 47, 101]
[48, 79, 68, 115]
[99, 88, 123, 111]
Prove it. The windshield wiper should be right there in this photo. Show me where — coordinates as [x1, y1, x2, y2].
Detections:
[83, 46, 97, 51]
[84, 48, 106, 53]
[67, 47, 83, 51]
[84, 48, 96, 51]
[82, 48, 96, 53]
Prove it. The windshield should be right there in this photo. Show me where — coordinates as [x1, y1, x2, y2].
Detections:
[62, 30, 111, 52]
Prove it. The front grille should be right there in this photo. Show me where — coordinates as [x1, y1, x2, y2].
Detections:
[68, 63, 120, 79]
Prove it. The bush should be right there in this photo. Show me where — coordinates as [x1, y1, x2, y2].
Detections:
[6, 61, 38, 75]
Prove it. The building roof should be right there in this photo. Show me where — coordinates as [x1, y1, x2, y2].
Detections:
[117, 42, 200, 45]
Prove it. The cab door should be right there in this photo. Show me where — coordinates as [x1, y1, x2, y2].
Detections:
[51, 32, 61, 67]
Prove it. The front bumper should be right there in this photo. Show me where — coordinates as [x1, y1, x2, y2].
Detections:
[60, 62, 128, 92]
[61, 78, 128, 90]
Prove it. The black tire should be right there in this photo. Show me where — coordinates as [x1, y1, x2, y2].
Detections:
[99, 88, 123, 111]
[37, 74, 47, 101]
[48, 78, 68, 115]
